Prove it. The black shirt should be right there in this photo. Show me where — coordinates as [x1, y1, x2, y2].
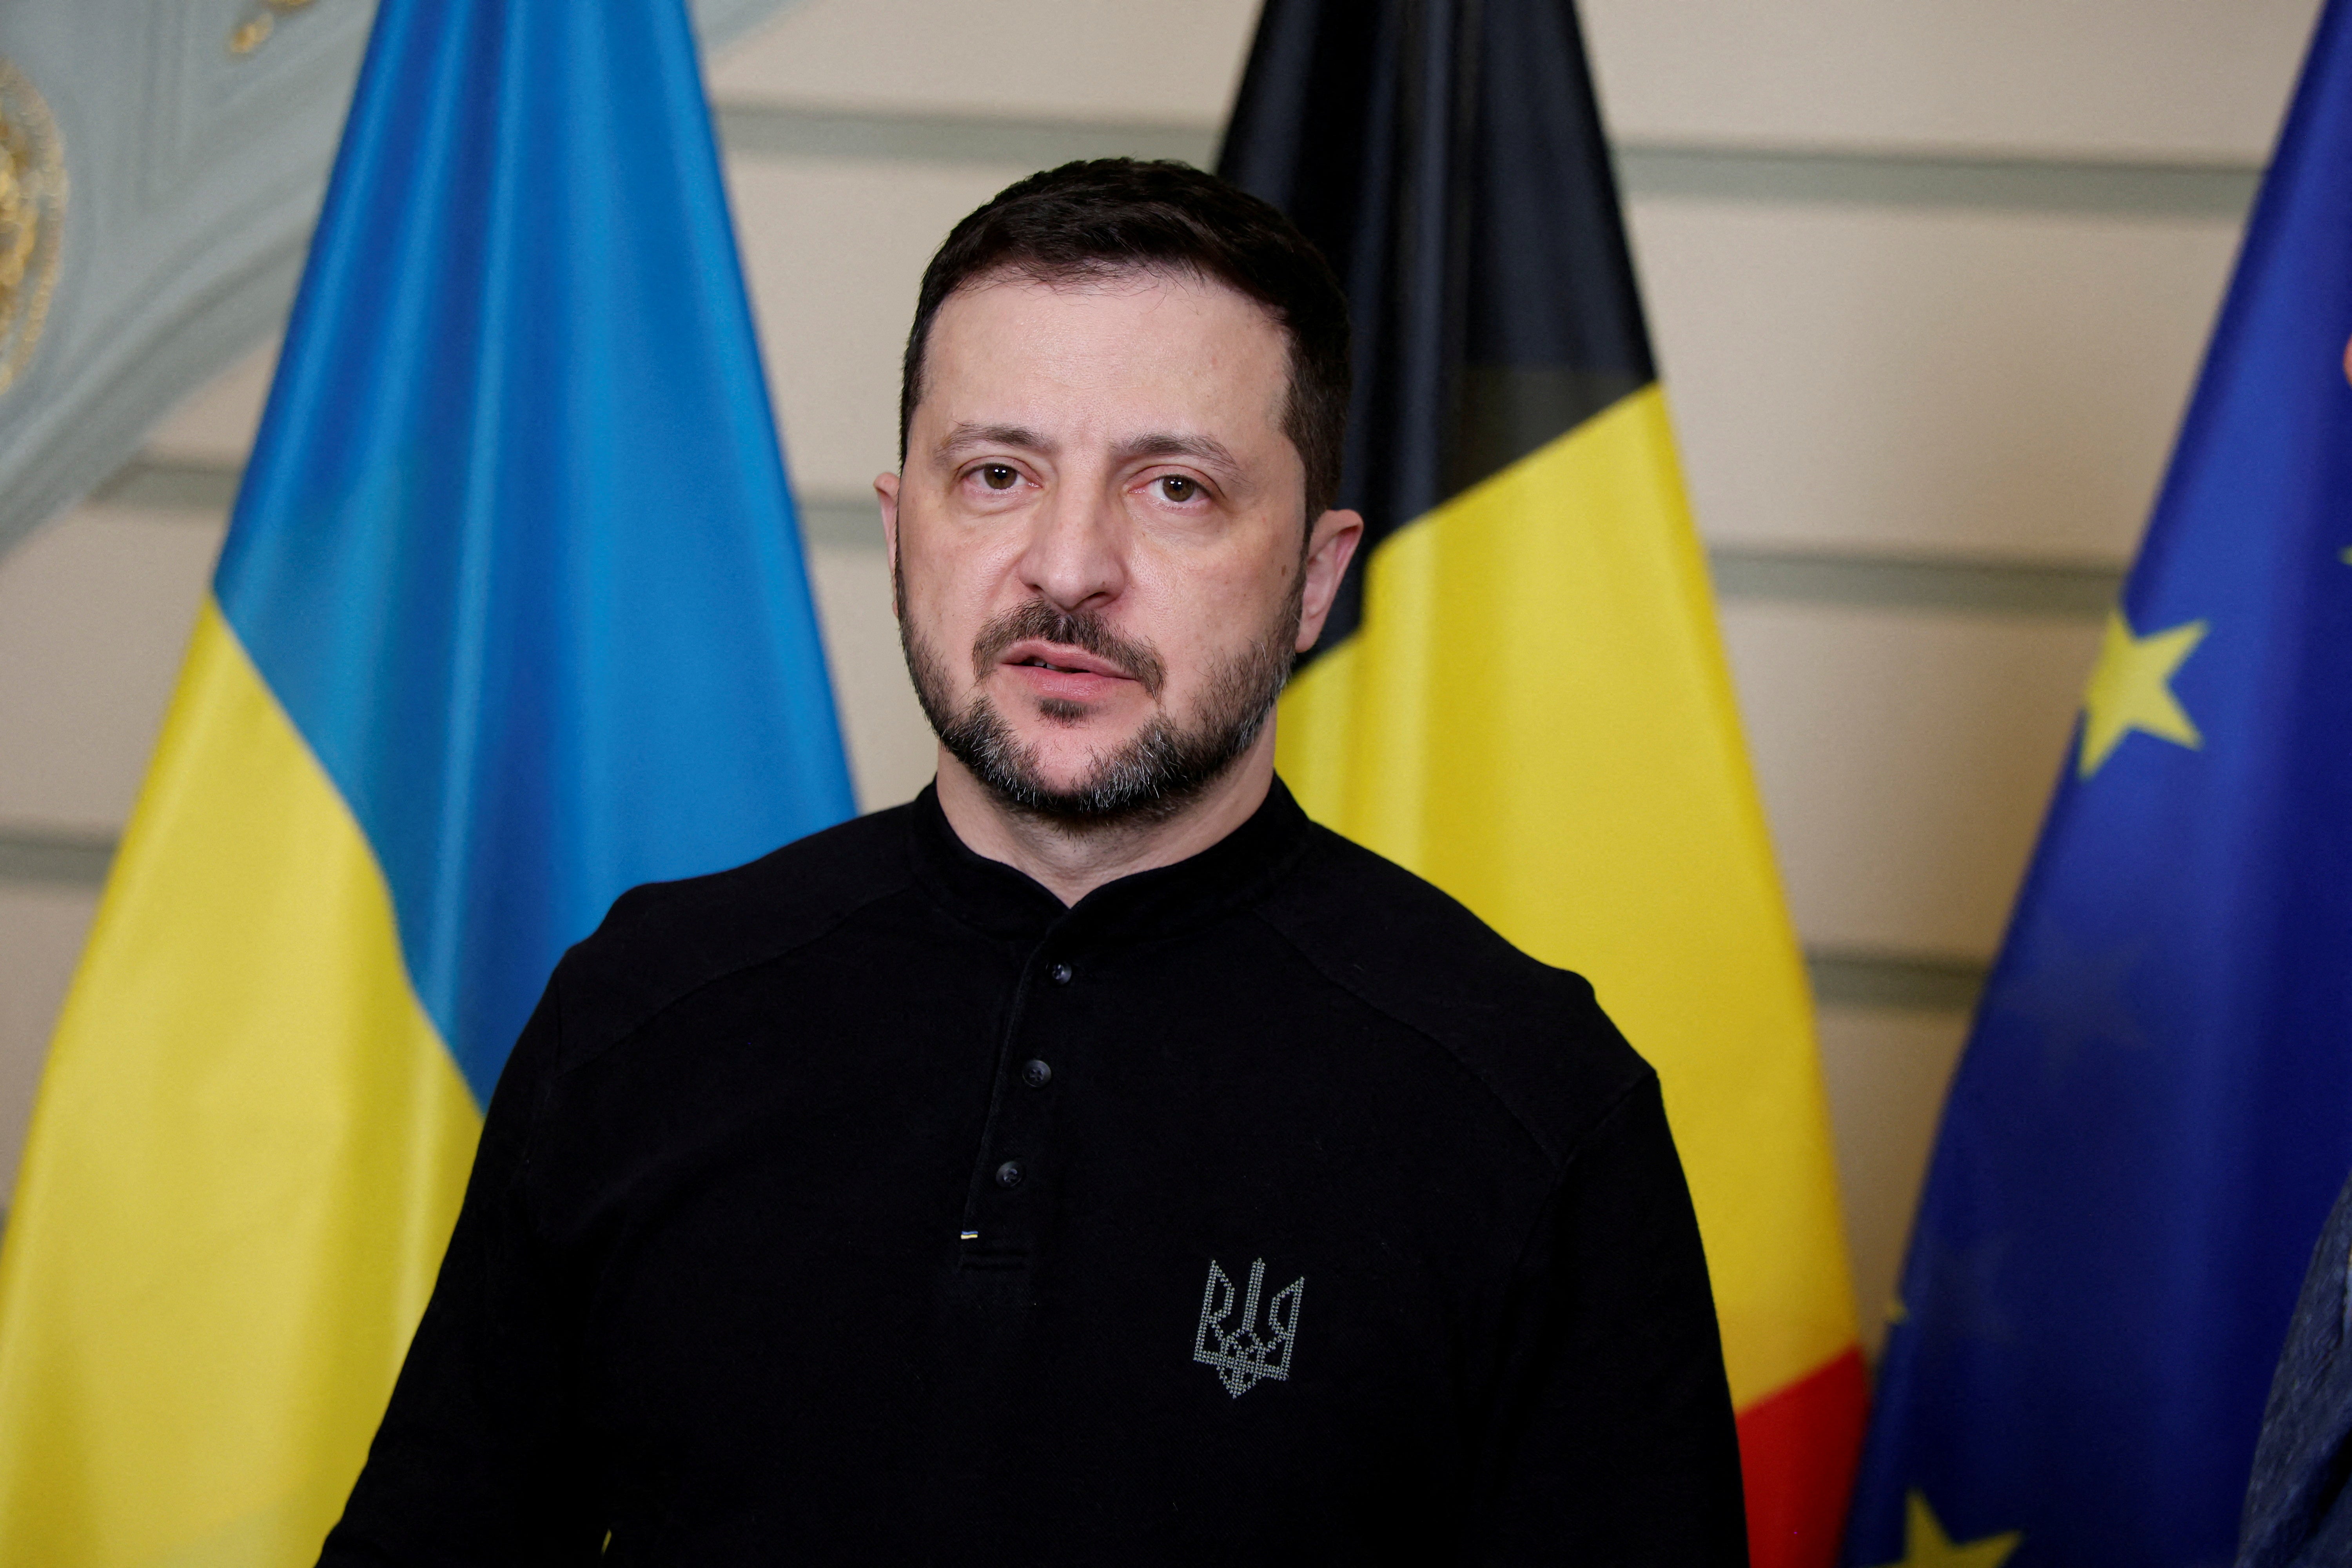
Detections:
[321, 780, 1745, 1565]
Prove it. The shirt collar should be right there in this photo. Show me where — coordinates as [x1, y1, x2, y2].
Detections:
[903, 774, 1313, 950]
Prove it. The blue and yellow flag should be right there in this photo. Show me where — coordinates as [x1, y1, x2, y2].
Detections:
[0, 2, 854, 1562]
[1842, 4, 2352, 1565]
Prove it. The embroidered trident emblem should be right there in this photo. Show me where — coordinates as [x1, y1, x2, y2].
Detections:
[1192, 1257, 1305, 1397]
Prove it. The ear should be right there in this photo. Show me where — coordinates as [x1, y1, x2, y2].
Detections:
[874, 471, 904, 622]
[1294, 508, 1365, 653]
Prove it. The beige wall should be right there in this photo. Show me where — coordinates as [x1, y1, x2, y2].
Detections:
[0, 0, 2323, 1356]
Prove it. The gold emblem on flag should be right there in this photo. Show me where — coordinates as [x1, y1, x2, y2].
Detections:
[0, 56, 64, 398]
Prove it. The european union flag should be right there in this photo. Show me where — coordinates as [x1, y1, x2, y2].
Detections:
[1841, 5, 2352, 1566]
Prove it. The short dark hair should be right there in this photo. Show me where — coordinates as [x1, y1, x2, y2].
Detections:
[898, 159, 1351, 522]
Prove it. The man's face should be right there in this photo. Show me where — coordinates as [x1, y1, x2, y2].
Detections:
[880, 268, 1355, 825]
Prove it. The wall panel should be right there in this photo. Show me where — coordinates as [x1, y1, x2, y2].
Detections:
[708, 0, 1254, 126]
[1632, 198, 2239, 563]
[0, 505, 223, 836]
[141, 338, 276, 468]
[806, 541, 936, 811]
[1583, 0, 2319, 162]
[727, 157, 1034, 499]
[1720, 601, 2098, 961]
[1814, 1003, 1971, 1356]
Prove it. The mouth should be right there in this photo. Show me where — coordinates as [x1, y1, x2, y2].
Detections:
[1002, 640, 1131, 680]
[997, 639, 1139, 704]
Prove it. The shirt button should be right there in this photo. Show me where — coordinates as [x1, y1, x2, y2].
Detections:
[1048, 962, 1073, 985]
[994, 1160, 1025, 1189]
[1022, 1058, 1052, 1089]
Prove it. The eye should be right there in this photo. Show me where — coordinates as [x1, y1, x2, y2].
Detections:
[1157, 475, 1201, 504]
[979, 463, 1020, 491]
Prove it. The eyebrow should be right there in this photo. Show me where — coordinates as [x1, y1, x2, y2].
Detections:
[1111, 432, 1243, 477]
[933, 424, 1246, 480]
[936, 422, 1050, 459]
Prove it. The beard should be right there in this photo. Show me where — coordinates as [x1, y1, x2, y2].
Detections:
[899, 571, 1303, 831]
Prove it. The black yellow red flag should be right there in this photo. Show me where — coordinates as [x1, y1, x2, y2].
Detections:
[1221, 5, 1867, 1562]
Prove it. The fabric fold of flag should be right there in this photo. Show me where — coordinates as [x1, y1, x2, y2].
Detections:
[0, 3, 854, 1563]
[1842, 4, 2352, 1565]
[1220, 4, 1867, 1564]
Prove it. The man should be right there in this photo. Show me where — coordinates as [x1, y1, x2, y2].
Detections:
[320, 159, 1744, 1564]
[2237, 1167, 2352, 1567]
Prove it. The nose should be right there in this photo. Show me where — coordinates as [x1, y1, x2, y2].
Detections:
[1015, 474, 1127, 614]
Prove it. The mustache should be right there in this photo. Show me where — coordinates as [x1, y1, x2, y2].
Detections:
[972, 599, 1167, 698]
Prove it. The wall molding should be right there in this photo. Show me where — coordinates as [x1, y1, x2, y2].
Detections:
[1708, 545, 2123, 617]
[89, 454, 244, 512]
[1613, 142, 2259, 218]
[1806, 946, 1986, 1013]
[713, 103, 1218, 170]
[0, 826, 115, 886]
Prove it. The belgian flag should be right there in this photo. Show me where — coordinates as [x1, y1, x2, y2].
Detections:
[1221, 4, 1867, 1562]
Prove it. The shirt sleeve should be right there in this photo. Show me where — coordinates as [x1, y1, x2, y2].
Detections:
[1464, 1072, 1749, 1566]
[316, 976, 605, 1567]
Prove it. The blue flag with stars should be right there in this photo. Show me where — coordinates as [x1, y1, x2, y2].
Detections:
[1841, 4, 2352, 1566]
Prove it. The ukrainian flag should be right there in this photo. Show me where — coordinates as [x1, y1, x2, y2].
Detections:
[1844, 2, 2352, 1564]
[0, 3, 854, 1562]
[1222, 4, 1865, 1563]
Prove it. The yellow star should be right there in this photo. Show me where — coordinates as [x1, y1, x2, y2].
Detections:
[1871, 1491, 2022, 1568]
[2078, 610, 2207, 777]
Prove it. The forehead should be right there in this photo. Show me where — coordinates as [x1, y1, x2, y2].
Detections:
[918, 268, 1289, 443]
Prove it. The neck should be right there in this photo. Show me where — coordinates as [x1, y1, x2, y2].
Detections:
[932, 728, 1278, 906]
